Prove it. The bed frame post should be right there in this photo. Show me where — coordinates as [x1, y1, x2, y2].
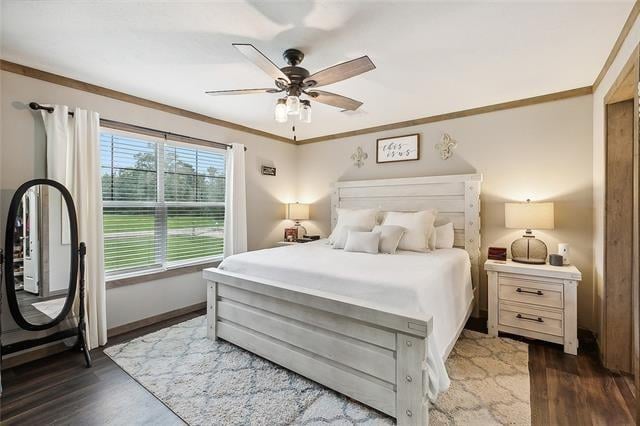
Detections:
[464, 178, 482, 317]
[330, 184, 339, 230]
[207, 281, 218, 340]
[396, 333, 428, 426]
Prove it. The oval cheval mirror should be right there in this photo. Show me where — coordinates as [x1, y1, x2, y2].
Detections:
[1, 179, 91, 372]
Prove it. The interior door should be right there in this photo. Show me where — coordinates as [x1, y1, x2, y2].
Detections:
[22, 187, 40, 294]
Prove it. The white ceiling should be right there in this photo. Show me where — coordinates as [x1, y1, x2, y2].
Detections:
[1, 1, 634, 140]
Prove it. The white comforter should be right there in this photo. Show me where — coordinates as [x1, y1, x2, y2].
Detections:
[218, 240, 473, 400]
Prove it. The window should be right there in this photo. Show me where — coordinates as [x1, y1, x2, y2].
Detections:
[100, 130, 225, 277]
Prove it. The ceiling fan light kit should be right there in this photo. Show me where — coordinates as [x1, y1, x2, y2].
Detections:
[206, 44, 375, 126]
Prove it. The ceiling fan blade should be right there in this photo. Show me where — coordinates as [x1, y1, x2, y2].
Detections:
[205, 88, 280, 96]
[232, 43, 290, 83]
[304, 56, 375, 87]
[307, 90, 363, 111]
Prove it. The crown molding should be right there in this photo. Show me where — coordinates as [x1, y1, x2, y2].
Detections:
[593, 1, 640, 90]
[0, 60, 294, 145]
[296, 86, 593, 145]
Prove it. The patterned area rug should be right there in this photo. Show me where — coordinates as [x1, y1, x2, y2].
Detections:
[104, 316, 530, 425]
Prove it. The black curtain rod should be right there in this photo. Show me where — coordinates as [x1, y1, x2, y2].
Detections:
[28, 102, 246, 151]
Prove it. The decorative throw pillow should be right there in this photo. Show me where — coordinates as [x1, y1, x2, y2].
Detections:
[381, 210, 437, 252]
[328, 208, 378, 244]
[428, 226, 437, 250]
[372, 225, 406, 254]
[435, 222, 455, 249]
[333, 225, 369, 249]
[344, 231, 380, 254]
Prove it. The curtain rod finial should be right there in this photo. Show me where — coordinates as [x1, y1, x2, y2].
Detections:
[29, 102, 54, 113]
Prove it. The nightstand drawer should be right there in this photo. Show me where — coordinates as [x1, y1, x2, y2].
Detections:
[498, 275, 563, 309]
[499, 301, 563, 337]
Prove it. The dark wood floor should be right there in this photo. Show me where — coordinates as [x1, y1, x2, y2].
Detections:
[0, 311, 635, 425]
[16, 290, 67, 326]
[465, 317, 636, 425]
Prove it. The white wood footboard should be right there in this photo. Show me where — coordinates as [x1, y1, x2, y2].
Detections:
[203, 268, 433, 426]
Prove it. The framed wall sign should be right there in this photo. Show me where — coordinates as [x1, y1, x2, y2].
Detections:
[261, 165, 276, 176]
[376, 133, 420, 163]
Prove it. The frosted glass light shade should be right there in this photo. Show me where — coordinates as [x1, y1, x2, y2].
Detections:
[299, 101, 311, 123]
[275, 99, 288, 123]
[286, 96, 300, 115]
[286, 203, 309, 220]
[505, 201, 554, 230]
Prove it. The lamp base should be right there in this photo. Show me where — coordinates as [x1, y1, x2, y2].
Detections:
[511, 236, 547, 265]
[294, 221, 307, 238]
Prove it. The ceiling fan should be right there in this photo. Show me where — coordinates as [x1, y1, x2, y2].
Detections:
[206, 43, 375, 124]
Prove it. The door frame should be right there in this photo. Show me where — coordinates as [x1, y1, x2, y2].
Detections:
[603, 42, 639, 420]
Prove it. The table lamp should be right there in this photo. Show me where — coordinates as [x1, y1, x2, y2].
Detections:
[505, 200, 554, 264]
[286, 202, 309, 238]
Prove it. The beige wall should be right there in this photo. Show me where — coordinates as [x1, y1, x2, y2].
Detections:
[0, 68, 596, 336]
[592, 15, 640, 343]
[0, 70, 297, 332]
[297, 96, 595, 330]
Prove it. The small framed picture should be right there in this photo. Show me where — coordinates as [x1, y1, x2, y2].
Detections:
[284, 227, 298, 242]
[376, 133, 420, 163]
[261, 165, 276, 176]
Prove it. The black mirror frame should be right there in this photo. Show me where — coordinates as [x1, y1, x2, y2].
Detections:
[4, 179, 79, 331]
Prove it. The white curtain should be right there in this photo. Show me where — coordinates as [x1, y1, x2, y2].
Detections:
[41, 105, 107, 350]
[223, 143, 248, 257]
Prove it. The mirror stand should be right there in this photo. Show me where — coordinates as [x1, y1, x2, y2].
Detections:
[0, 178, 93, 395]
[0, 243, 91, 391]
[75, 242, 91, 367]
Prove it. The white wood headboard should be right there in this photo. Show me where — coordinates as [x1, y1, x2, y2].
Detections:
[331, 174, 482, 314]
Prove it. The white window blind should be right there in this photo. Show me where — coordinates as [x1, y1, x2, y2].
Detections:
[100, 131, 226, 277]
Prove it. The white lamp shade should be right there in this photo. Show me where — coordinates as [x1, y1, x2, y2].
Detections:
[286, 203, 309, 220]
[505, 202, 554, 230]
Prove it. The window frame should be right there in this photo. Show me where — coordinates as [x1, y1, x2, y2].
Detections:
[100, 128, 226, 283]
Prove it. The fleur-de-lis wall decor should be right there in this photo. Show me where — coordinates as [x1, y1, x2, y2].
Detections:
[436, 133, 457, 160]
[351, 146, 368, 168]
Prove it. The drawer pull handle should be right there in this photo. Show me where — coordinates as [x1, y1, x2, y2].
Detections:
[516, 288, 543, 296]
[516, 313, 543, 323]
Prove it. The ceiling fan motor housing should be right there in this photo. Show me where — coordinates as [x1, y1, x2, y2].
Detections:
[281, 49, 312, 97]
[281, 66, 310, 96]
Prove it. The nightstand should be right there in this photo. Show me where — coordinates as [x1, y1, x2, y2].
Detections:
[485, 260, 582, 355]
[275, 241, 299, 246]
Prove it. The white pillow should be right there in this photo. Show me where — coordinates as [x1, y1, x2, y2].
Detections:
[329, 208, 378, 244]
[333, 225, 369, 249]
[381, 210, 436, 252]
[372, 225, 405, 254]
[428, 226, 437, 251]
[344, 231, 380, 254]
[435, 222, 455, 249]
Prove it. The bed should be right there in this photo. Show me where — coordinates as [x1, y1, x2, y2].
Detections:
[203, 174, 482, 425]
